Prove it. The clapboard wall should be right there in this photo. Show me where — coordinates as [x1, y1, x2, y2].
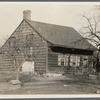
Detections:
[0, 19, 93, 75]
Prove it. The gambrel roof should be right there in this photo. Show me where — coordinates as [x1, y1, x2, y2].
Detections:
[26, 19, 95, 51]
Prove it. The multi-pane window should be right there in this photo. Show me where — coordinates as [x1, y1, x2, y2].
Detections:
[70, 56, 75, 66]
[58, 55, 64, 66]
[8, 37, 16, 49]
[83, 56, 88, 66]
[26, 34, 34, 47]
[70, 56, 80, 67]
[58, 55, 69, 66]
[58, 54, 80, 67]
[64, 55, 69, 66]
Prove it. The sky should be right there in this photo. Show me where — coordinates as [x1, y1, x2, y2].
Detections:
[0, 2, 98, 46]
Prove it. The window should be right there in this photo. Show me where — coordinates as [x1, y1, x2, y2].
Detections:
[58, 54, 81, 67]
[9, 37, 16, 49]
[26, 34, 34, 47]
[70, 56, 76, 66]
[83, 56, 88, 66]
[58, 55, 69, 66]
[64, 55, 69, 66]
[70, 56, 80, 67]
[58, 55, 64, 66]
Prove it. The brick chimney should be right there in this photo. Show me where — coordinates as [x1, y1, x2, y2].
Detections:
[23, 10, 31, 20]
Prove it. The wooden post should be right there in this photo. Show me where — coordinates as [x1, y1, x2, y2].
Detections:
[68, 54, 70, 67]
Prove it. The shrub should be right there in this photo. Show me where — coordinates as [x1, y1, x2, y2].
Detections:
[19, 72, 33, 83]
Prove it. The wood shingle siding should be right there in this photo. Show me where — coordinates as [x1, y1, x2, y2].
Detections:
[0, 10, 95, 76]
[0, 20, 47, 73]
[48, 51, 63, 73]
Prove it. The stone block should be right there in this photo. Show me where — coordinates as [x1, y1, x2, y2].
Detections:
[9, 80, 21, 85]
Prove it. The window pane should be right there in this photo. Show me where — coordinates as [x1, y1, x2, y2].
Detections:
[77, 63, 80, 66]
[70, 62, 73, 66]
[61, 62, 64, 66]
[65, 62, 68, 66]
[58, 54, 65, 66]
[58, 62, 61, 66]
[58, 57, 61, 62]
[83, 56, 88, 66]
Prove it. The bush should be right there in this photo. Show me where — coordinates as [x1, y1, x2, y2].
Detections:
[19, 72, 33, 83]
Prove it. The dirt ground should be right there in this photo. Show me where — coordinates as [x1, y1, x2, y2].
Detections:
[0, 74, 100, 94]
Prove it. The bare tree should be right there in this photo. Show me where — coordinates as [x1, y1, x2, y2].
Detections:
[1, 34, 35, 81]
[5, 40, 26, 80]
[80, 5, 100, 74]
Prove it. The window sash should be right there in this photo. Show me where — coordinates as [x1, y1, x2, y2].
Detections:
[58, 55, 80, 67]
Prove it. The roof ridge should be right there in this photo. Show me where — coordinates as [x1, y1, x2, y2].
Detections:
[26, 19, 74, 29]
[25, 19, 95, 50]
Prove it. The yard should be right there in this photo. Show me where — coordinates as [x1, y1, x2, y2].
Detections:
[0, 74, 100, 94]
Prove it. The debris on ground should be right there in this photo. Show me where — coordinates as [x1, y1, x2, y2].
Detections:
[9, 80, 21, 85]
[45, 73, 63, 77]
[8, 80, 21, 90]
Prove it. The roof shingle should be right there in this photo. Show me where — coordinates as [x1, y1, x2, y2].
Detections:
[26, 19, 95, 50]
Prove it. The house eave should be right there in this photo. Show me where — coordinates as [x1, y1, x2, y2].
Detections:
[49, 45, 94, 56]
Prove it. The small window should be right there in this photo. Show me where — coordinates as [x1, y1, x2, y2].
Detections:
[70, 56, 80, 67]
[70, 56, 74, 66]
[58, 55, 81, 67]
[26, 34, 34, 47]
[58, 55, 69, 66]
[83, 56, 88, 66]
[9, 37, 16, 49]
[58, 55, 64, 66]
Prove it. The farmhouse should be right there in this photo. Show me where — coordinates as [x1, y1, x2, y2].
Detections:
[0, 10, 95, 75]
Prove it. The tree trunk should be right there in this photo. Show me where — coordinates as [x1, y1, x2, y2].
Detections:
[16, 59, 25, 80]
